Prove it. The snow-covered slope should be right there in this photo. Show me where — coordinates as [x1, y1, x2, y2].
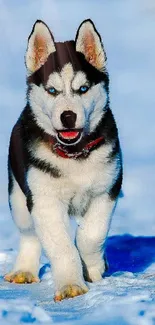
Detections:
[0, 0, 155, 324]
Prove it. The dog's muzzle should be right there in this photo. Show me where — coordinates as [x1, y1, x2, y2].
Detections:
[60, 110, 77, 129]
[56, 129, 83, 146]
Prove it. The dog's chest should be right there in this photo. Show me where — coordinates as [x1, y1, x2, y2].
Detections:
[33, 142, 116, 214]
[54, 150, 115, 214]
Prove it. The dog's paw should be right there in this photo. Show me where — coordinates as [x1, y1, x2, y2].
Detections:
[54, 284, 88, 302]
[4, 271, 40, 284]
[83, 258, 108, 283]
[84, 267, 103, 282]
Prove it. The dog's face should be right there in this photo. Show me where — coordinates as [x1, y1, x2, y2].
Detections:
[26, 19, 109, 146]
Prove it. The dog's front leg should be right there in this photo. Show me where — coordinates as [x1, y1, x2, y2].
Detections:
[76, 193, 115, 282]
[27, 168, 88, 301]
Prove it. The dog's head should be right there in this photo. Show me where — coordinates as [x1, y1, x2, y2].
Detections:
[26, 19, 109, 146]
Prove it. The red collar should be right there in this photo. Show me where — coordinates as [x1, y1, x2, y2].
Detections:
[50, 136, 104, 159]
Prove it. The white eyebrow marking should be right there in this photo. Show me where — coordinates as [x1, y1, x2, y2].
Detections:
[46, 65, 88, 95]
[46, 72, 63, 91]
[72, 72, 88, 91]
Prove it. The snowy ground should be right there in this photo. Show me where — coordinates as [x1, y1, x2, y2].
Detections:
[0, 0, 155, 324]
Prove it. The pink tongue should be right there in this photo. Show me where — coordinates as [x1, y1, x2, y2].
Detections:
[59, 131, 79, 139]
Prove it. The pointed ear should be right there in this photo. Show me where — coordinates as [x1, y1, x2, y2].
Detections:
[25, 20, 56, 75]
[75, 19, 106, 71]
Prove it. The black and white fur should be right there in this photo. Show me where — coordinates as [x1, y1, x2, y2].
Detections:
[7, 19, 122, 300]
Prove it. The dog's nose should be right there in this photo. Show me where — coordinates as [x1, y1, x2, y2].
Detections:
[60, 110, 77, 129]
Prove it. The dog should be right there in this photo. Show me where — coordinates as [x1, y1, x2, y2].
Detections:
[5, 19, 122, 301]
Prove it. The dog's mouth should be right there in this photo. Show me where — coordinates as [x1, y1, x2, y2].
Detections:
[56, 129, 83, 146]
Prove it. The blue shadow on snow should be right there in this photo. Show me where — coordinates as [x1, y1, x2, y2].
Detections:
[105, 234, 155, 275]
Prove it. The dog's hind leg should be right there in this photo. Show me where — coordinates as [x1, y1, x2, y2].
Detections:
[76, 193, 115, 282]
[5, 232, 41, 284]
[5, 173, 41, 284]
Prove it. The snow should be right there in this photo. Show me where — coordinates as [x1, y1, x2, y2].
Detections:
[0, 0, 155, 324]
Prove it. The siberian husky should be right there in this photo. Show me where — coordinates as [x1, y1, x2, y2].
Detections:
[5, 19, 122, 301]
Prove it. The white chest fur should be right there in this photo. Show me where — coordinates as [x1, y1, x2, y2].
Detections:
[28, 142, 118, 217]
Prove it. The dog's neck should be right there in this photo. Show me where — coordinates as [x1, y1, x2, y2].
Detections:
[44, 134, 104, 159]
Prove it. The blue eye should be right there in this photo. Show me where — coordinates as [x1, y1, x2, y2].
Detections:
[79, 85, 89, 94]
[48, 87, 57, 95]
